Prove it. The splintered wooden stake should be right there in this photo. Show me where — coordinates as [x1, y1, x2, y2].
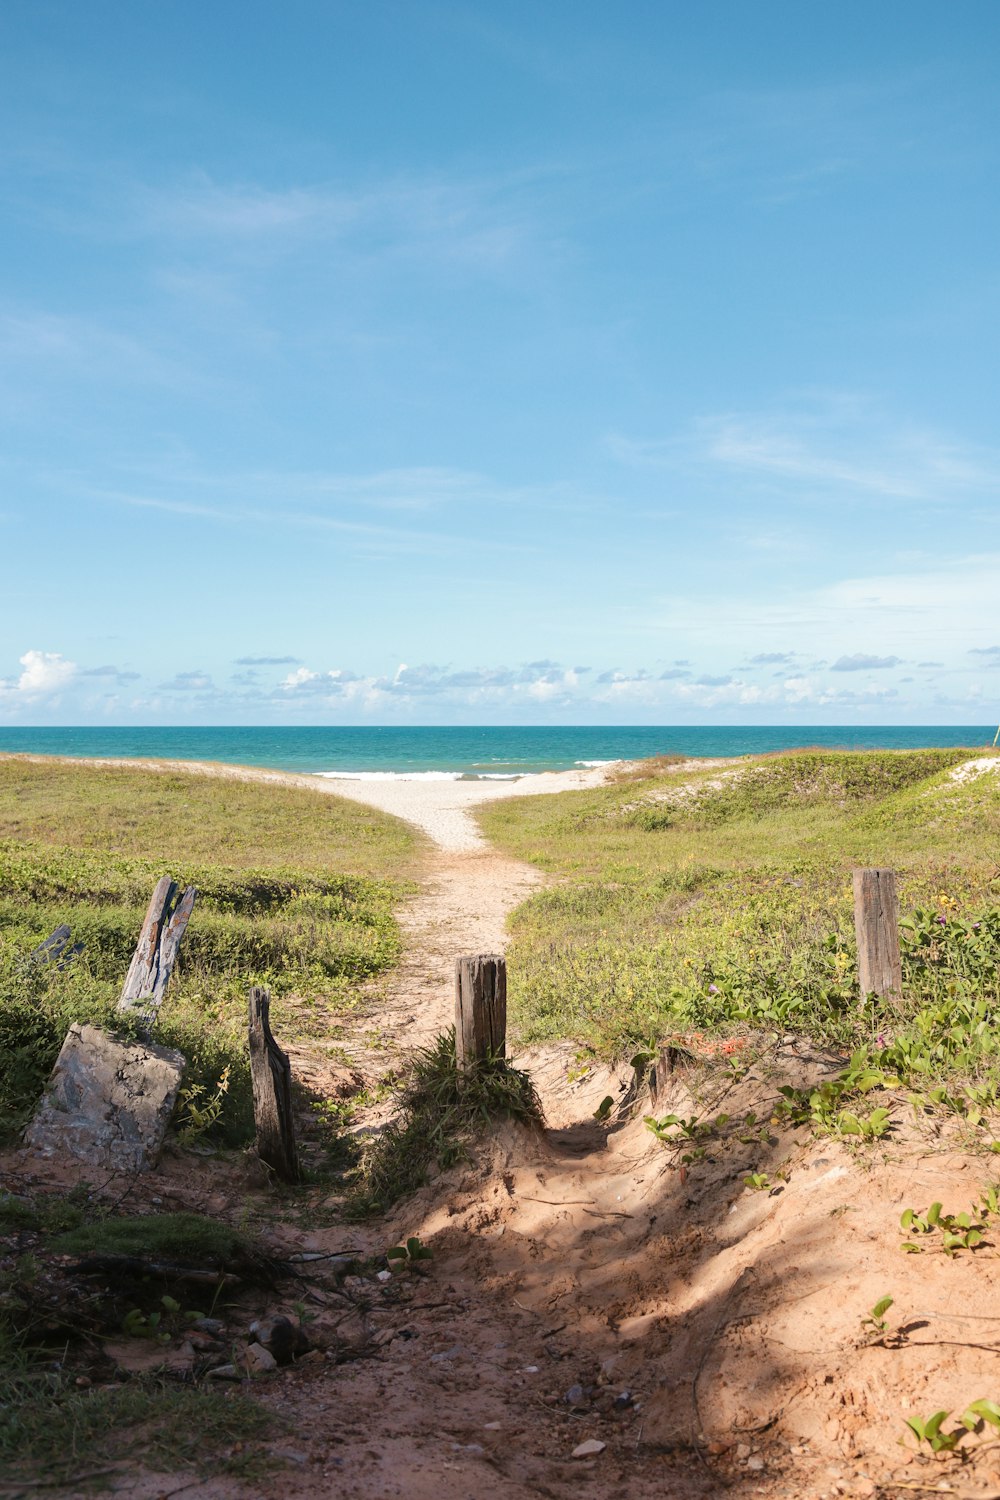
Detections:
[248, 985, 300, 1183]
[454, 954, 507, 1069]
[117, 876, 197, 1033]
[853, 867, 902, 1002]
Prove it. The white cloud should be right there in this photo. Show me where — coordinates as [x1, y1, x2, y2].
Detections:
[0, 649, 77, 699]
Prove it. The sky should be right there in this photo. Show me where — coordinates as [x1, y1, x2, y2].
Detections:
[2, 0, 999, 727]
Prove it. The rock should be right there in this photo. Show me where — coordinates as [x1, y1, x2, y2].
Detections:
[746, 1455, 765, 1471]
[244, 1343, 278, 1374]
[191, 1318, 225, 1335]
[613, 1390, 633, 1411]
[430, 1345, 463, 1364]
[188, 1331, 224, 1352]
[248, 1315, 308, 1365]
[294, 1349, 323, 1366]
[572, 1440, 606, 1459]
[207, 1363, 240, 1381]
[24, 1024, 184, 1173]
[484, 1421, 502, 1431]
[101, 1339, 194, 1377]
[565, 1383, 586, 1407]
[736, 1443, 752, 1460]
[376, 1270, 392, 1282]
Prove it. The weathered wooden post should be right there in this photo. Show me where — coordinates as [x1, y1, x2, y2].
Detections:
[117, 875, 197, 1033]
[852, 867, 902, 1001]
[455, 953, 507, 1069]
[248, 985, 300, 1182]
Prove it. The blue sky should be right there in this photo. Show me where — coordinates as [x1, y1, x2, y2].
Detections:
[2, 0, 999, 726]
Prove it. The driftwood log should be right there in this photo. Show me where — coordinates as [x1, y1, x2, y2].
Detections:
[248, 985, 299, 1183]
[116, 876, 197, 1033]
[455, 954, 507, 1069]
[852, 867, 902, 1002]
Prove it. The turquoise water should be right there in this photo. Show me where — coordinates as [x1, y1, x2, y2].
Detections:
[0, 725, 994, 778]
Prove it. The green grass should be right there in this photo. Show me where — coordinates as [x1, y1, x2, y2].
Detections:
[0, 756, 421, 878]
[348, 1030, 543, 1216]
[0, 757, 420, 1143]
[478, 749, 1000, 1099]
[0, 1365, 277, 1487]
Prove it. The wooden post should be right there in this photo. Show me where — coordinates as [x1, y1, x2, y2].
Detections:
[455, 954, 507, 1069]
[117, 876, 197, 1033]
[248, 986, 299, 1183]
[31, 924, 83, 968]
[852, 867, 902, 1001]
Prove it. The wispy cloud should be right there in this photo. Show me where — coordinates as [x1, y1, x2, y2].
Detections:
[609, 394, 1000, 505]
[235, 655, 302, 667]
[132, 168, 553, 277]
[831, 654, 902, 672]
[82, 663, 140, 682]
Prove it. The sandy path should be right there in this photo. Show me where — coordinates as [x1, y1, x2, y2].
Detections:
[319, 764, 611, 1046]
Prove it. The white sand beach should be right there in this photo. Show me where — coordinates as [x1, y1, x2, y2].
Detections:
[317, 764, 613, 851]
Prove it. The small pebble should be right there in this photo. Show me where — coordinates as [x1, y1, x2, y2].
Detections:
[571, 1440, 606, 1459]
[746, 1455, 765, 1471]
[376, 1270, 392, 1283]
[484, 1421, 501, 1430]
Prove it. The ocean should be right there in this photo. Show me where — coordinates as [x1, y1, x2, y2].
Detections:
[0, 725, 995, 779]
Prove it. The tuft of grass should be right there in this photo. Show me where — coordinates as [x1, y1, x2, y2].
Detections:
[348, 1030, 543, 1216]
[0, 1189, 88, 1236]
[0, 1366, 278, 1486]
[52, 1210, 266, 1271]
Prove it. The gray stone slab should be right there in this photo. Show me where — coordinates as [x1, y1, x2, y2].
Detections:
[24, 1023, 185, 1172]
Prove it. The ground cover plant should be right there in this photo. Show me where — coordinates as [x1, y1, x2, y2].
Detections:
[478, 748, 1000, 1113]
[0, 758, 419, 1143]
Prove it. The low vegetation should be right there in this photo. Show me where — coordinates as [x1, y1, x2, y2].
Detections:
[479, 748, 1000, 1112]
[348, 1030, 543, 1216]
[0, 757, 419, 1143]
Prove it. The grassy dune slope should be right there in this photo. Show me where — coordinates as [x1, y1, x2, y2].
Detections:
[0, 757, 419, 1141]
[479, 748, 1000, 1095]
